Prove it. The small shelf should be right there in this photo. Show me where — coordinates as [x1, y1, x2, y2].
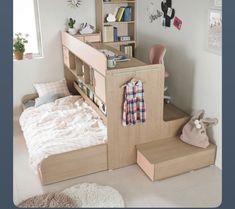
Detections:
[104, 21, 135, 25]
[68, 68, 95, 92]
[74, 82, 107, 124]
[105, 40, 136, 45]
[103, 1, 135, 4]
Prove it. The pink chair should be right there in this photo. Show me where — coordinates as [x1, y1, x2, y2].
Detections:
[149, 44, 171, 102]
[149, 44, 169, 78]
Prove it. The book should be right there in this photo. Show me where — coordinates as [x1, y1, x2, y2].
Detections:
[103, 25, 114, 42]
[113, 27, 118, 42]
[120, 45, 133, 57]
[122, 7, 132, 22]
[115, 55, 131, 62]
[116, 7, 125, 22]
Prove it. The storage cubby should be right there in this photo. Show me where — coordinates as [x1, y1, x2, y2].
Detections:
[75, 57, 83, 76]
[63, 46, 76, 69]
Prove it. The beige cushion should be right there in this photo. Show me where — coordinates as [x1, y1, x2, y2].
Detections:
[33, 79, 70, 98]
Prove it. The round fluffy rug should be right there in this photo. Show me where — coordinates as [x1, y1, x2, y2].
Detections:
[62, 183, 125, 208]
[17, 192, 77, 208]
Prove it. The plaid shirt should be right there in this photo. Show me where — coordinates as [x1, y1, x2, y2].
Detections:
[122, 80, 146, 126]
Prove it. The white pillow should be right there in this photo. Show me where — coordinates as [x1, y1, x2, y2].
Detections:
[33, 79, 70, 98]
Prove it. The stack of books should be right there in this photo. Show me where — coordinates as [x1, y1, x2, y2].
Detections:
[121, 45, 133, 57]
[116, 6, 133, 22]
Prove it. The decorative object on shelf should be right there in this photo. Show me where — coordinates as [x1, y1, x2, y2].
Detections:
[180, 110, 218, 149]
[214, 0, 222, 7]
[67, 0, 81, 8]
[173, 16, 182, 30]
[119, 35, 131, 41]
[106, 13, 116, 22]
[68, 18, 77, 35]
[147, 1, 163, 23]
[13, 33, 29, 60]
[161, 0, 175, 27]
[107, 56, 117, 68]
[79, 23, 96, 34]
[207, 9, 222, 55]
[25, 53, 33, 59]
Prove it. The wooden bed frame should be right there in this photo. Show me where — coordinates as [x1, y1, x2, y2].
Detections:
[20, 32, 215, 185]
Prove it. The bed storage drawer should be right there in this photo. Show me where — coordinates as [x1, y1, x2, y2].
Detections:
[136, 137, 216, 181]
[39, 144, 108, 185]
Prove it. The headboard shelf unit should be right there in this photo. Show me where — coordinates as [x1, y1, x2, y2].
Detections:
[96, 0, 136, 56]
[62, 31, 192, 171]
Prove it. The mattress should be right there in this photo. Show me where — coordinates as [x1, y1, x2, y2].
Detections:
[19, 95, 107, 172]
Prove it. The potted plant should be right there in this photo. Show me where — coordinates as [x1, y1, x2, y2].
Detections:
[68, 18, 77, 35]
[13, 33, 28, 60]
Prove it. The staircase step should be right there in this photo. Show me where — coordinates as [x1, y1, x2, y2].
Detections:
[164, 103, 189, 121]
[136, 137, 216, 181]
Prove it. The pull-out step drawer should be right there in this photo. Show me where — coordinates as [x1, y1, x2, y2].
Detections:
[136, 137, 216, 181]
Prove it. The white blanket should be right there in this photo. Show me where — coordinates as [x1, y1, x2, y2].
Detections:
[19, 96, 107, 171]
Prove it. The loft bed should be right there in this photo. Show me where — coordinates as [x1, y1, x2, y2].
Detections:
[62, 32, 194, 171]
[20, 32, 216, 185]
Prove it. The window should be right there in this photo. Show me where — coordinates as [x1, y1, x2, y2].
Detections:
[13, 0, 43, 57]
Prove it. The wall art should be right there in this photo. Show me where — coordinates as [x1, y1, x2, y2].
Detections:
[147, 1, 163, 23]
[207, 9, 222, 55]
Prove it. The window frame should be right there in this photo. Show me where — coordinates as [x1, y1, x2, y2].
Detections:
[14, 0, 43, 59]
[32, 0, 43, 58]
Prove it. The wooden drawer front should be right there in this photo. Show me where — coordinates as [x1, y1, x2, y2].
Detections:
[94, 71, 106, 103]
[155, 148, 216, 180]
[85, 35, 101, 43]
[136, 138, 216, 181]
[63, 46, 75, 69]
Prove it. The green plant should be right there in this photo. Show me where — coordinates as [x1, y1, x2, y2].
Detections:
[68, 18, 76, 28]
[13, 33, 28, 53]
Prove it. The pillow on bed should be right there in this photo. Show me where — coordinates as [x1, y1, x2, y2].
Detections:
[33, 79, 70, 98]
[35, 93, 65, 107]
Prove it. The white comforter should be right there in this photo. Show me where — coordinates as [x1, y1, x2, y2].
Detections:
[19, 96, 107, 171]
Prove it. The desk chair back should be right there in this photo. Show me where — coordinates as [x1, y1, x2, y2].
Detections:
[149, 44, 169, 78]
[149, 44, 166, 65]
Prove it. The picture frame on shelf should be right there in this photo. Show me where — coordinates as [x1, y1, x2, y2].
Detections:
[207, 9, 222, 55]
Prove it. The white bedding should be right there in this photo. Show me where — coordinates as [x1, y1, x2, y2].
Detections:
[19, 95, 107, 172]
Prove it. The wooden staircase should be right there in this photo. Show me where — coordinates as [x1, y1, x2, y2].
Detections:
[136, 104, 217, 181]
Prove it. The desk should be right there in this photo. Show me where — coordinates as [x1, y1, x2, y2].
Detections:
[89, 42, 146, 70]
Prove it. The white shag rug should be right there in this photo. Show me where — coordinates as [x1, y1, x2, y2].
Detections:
[62, 183, 125, 208]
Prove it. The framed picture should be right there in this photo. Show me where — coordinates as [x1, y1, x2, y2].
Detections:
[207, 9, 222, 55]
[214, 0, 222, 7]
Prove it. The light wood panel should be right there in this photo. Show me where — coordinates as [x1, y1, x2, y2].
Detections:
[106, 65, 165, 169]
[136, 137, 216, 181]
[94, 71, 106, 103]
[39, 144, 108, 185]
[61, 32, 107, 76]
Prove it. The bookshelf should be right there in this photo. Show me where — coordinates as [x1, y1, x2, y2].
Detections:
[96, 0, 136, 57]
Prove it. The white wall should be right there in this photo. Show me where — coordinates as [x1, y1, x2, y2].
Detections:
[13, 0, 96, 116]
[136, 0, 222, 168]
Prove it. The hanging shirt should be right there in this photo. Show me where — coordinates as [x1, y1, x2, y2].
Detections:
[122, 80, 146, 126]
